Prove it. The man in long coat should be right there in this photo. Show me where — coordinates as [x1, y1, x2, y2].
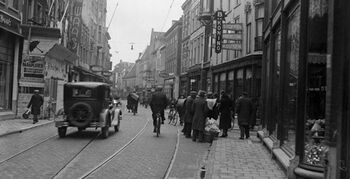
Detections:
[218, 92, 233, 137]
[150, 86, 168, 132]
[191, 90, 208, 142]
[27, 90, 43, 124]
[235, 92, 254, 139]
[183, 91, 197, 138]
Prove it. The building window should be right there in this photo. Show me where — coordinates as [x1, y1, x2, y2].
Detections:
[227, 71, 234, 99]
[246, 23, 251, 54]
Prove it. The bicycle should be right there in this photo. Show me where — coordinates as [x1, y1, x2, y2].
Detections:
[168, 108, 178, 126]
[155, 113, 161, 137]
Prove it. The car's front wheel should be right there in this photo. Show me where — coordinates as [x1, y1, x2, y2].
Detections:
[101, 126, 109, 138]
[58, 127, 67, 138]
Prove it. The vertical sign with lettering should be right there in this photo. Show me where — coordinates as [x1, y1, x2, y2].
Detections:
[215, 10, 225, 54]
[68, 0, 83, 53]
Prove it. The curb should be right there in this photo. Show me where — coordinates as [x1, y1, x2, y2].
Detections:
[0, 120, 55, 138]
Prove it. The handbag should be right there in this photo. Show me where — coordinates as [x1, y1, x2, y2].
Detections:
[22, 109, 31, 119]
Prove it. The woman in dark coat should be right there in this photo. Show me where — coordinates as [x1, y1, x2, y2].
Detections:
[183, 91, 197, 138]
[218, 93, 233, 137]
[191, 90, 208, 142]
[27, 90, 43, 124]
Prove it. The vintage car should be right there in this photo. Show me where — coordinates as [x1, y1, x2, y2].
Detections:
[55, 82, 121, 138]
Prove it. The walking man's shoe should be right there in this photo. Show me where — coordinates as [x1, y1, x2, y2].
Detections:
[153, 128, 156, 133]
[239, 137, 244, 140]
[33, 121, 38, 124]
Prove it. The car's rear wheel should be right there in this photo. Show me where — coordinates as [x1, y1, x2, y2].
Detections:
[68, 102, 93, 128]
[58, 127, 67, 138]
[101, 126, 109, 138]
[78, 127, 85, 132]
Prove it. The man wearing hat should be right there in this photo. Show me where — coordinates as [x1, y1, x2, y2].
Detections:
[235, 92, 253, 139]
[183, 91, 197, 138]
[27, 89, 44, 124]
[191, 90, 208, 142]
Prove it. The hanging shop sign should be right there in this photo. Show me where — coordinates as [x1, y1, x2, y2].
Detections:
[221, 43, 242, 50]
[102, 71, 112, 77]
[223, 23, 243, 31]
[68, 0, 83, 53]
[222, 33, 242, 40]
[0, 10, 20, 35]
[22, 56, 45, 82]
[214, 10, 226, 54]
[90, 65, 103, 72]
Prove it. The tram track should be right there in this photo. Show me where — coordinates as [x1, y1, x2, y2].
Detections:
[0, 108, 181, 179]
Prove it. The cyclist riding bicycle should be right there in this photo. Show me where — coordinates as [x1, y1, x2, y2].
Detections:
[150, 86, 168, 133]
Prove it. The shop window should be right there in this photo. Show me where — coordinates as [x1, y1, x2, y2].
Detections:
[219, 73, 226, 93]
[227, 71, 234, 99]
[9, 0, 19, 10]
[213, 74, 218, 94]
[302, 0, 328, 169]
[281, 6, 300, 153]
[235, 69, 244, 100]
[271, 30, 281, 139]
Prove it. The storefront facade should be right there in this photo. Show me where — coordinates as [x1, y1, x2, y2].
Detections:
[0, 9, 22, 120]
[211, 55, 261, 102]
[259, 0, 344, 178]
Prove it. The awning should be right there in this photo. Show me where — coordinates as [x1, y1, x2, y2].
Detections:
[46, 44, 78, 64]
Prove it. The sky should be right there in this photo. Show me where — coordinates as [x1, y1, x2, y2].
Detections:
[106, 0, 186, 66]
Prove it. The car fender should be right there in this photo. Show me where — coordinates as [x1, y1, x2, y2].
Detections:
[99, 109, 110, 127]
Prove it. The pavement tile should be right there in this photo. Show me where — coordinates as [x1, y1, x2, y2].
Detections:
[204, 129, 286, 179]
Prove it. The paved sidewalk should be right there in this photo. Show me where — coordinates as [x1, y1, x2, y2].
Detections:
[0, 118, 54, 137]
[204, 128, 287, 179]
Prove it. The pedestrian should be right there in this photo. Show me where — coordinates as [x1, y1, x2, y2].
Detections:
[191, 90, 208, 142]
[176, 95, 186, 126]
[235, 92, 254, 139]
[218, 92, 233, 137]
[206, 92, 219, 120]
[183, 91, 196, 138]
[27, 89, 43, 124]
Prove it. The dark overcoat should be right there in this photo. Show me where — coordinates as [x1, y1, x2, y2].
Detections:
[207, 99, 219, 120]
[191, 96, 208, 131]
[150, 91, 168, 113]
[27, 94, 43, 115]
[183, 96, 194, 123]
[235, 96, 253, 125]
[219, 95, 233, 129]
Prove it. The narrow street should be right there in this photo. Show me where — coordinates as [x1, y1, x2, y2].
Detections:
[0, 104, 212, 179]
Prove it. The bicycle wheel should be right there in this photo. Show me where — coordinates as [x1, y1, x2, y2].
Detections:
[173, 113, 178, 126]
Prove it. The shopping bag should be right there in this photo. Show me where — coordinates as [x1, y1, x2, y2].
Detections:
[22, 109, 31, 119]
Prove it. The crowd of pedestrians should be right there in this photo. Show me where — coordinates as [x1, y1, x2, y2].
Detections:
[176, 89, 257, 142]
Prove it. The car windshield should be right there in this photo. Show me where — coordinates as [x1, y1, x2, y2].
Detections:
[72, 88, 92, 98]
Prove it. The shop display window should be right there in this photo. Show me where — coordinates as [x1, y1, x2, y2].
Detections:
[219, 73, 226, 93]
[281, 5, 300, 153]
[213, 74, 218, 94]
[0, 62, 13, 111]
[271, 30, 281, 140]
[302, 0, 328, 168]
[235, 69, 243, 100]
[227, 71, 234, 99]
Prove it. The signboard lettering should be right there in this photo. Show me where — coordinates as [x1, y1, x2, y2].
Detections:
[222, 33, 242, 40]
[221, 43, 242, 50]
[223, 23, 243, 30]
[68, 0, 83, 53]
[90, 65, 103, 72]
[215, 10, 225, 54]
[0, 10, 20, 35]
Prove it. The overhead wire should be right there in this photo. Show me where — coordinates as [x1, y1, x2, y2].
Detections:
[160, 0, 176, 31]
[107, 1, 119, 30]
